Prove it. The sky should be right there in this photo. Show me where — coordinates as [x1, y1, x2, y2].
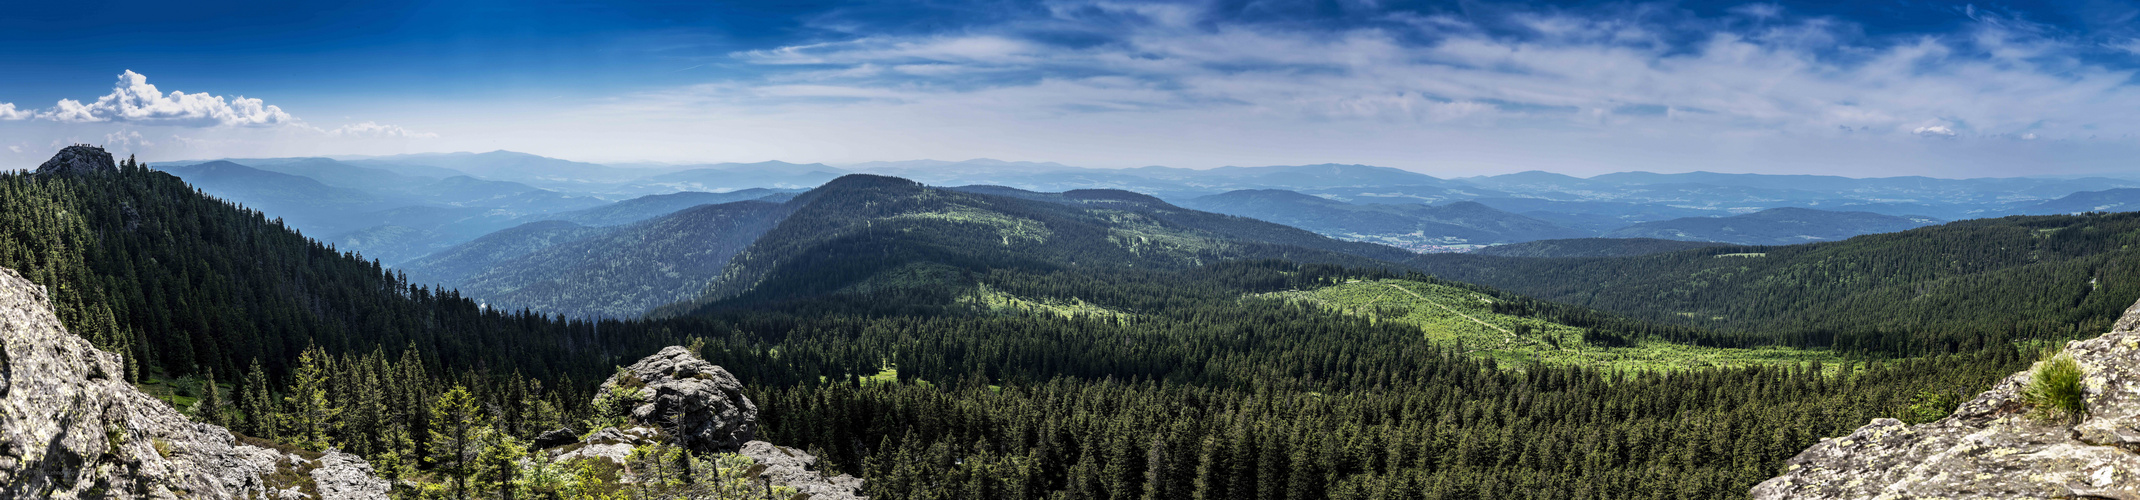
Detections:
[7, 0, 2140, 177]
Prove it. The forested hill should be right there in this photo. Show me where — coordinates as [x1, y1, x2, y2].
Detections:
[655, 175, 1412, 316]
[1410, 213, 2140, 354]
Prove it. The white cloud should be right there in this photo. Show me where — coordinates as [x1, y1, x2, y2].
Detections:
[1913, 125, 1958, 138]
[0, 103, 28, 121]
[690, 3, 2140, 143]
[6, 146, 19, 153]
[32, 70, 296, 127]
[103, 130, 153, 148]
[328, 121, 438, 139]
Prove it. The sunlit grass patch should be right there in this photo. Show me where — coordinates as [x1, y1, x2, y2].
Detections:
[1262, 278, 1847, 372]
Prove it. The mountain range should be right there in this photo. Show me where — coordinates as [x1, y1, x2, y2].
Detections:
[142, 151, 2140, 276]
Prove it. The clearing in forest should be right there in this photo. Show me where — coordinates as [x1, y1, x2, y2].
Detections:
[1260, 278, 1847, 371]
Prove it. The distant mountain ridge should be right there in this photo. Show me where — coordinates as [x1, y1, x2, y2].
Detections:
[1603, 208, 1942, 245]
[1179, 189, 1588, 249]
[1472, 238, 1731, 258]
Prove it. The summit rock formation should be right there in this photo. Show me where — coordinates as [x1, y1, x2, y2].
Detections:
[35, 145, 118, 177]
[1752, 298, 2140, 499]
[555, 346, 865, 499]
[0, 266, 389, 499]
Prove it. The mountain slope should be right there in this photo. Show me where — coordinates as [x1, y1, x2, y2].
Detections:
[656, 175, 1415, 316]
[1603, 207, 1940, 245]
[1179, 190, 1588, 249]
[399, 220, 612, 286]
[548, 189, 796, 227]
[2013, 188, 2140, 215]
[443, 201, 787, 318]
[158, 161, 402, 228]
[1410, 213, 2140, 353]
[634, 162, 848, 191]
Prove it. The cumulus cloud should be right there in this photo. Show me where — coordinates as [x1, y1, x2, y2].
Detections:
[0, 103, 28, 121]
[34, 70, 296, 127]
[328, 121, 439, 139]
[1913, 125, 1958, 138]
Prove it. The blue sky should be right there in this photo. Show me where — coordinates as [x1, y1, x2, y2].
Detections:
[7, 0, 2140, 177]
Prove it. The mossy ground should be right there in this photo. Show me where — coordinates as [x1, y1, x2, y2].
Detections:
[1261, 278, 1848, 372]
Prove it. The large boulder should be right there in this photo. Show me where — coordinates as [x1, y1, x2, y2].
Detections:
[35, 145, 117, 176]
[1751, 299, 2140, 499]
[0, 266, 388, 499]
[565, 347, 866, 498]
[598, 346, 758, 453]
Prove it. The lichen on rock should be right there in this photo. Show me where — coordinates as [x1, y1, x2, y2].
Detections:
[1751, 298, 2140, 500]
[0, 266, 388, 499]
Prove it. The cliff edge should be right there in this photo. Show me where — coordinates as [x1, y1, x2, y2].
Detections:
[0, 266, 388, 499]
[1752, 299, 2140, 499]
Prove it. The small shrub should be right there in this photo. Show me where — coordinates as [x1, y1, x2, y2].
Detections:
[2022, 353, 2088, 422]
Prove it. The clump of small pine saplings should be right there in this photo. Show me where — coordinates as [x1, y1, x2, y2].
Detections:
[2021, 352, 2087, 423]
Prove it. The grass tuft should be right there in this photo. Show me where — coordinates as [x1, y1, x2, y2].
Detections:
[2022, 352, 2088, 423]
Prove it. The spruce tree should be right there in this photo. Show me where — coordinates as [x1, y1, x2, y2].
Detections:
[429, 386, 485, 500]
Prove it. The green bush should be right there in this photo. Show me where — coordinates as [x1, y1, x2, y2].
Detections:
[2022, 353, 2088, 422]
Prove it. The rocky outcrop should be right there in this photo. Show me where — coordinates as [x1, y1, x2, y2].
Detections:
[532, 427, 580, 449]
[0, 266, 388, 499]
[740, 441, 866, 500]
[555, 346, 865, 499]
[599, 345, 759, 453]
[1752, 299, 2140, 500]
[35, 145, 117, 177]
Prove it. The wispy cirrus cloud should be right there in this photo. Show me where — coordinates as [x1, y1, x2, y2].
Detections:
[328, 121, 439, 139]
[687, 1, 2140, 143]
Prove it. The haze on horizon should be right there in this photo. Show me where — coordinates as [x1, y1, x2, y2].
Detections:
[7, 0, 2140, 178]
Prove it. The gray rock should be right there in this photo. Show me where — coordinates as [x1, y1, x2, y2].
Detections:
[740, 440, 866, 500]
[312, 450, 390, 499]
[1751, 298, 2140, 500]
[598, 346, 759, 453]
[0, 266, 388, 499]
[533, 427, 580, 449]
[566, 347, 865, 497]
[35, 145, 117, 177]
[553, 426, 662, 465]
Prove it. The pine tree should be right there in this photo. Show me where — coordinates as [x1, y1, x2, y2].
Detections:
[475, 432, 529, 500]
[192, 367, 225, 426]
[241, 358, 276, 439]
[429, 386, 486, 500]
[284, 344, 339, 450]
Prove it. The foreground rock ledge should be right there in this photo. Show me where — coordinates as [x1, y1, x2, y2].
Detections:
[0, 266, 388, 499]
[1751, 299, 2140, 500]
[551, 345, 866, 499]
